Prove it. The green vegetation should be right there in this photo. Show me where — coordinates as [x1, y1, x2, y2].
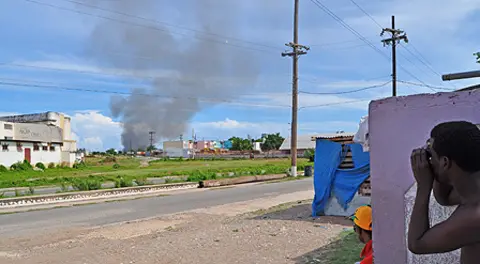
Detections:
[303, 148, 315, 162]
[35, 162, 46, 170]
[0, 156, 312, 190]
[305, 231, 364, 264]
[475, 52, 480, 63]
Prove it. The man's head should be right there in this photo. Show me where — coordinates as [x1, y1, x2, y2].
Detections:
[428, 121, 480, 184]
[351, 205, 372, 244]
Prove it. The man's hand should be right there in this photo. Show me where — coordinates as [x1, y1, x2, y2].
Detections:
[411, 148, 434, 189]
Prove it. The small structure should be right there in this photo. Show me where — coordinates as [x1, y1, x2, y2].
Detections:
[0, 112, 77, 167]
[311, 131, 371, 217]
[280, 132, 354, 156]
[163, 140, 193, 158]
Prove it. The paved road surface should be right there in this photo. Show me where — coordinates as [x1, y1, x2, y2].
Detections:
[0, 178, 313, 237]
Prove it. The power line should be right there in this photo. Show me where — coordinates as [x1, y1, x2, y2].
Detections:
[23, 0, 279, 54]
[299, 98, 377, 110]
[344, 0, 437, 93]
[0, 80, 292, 108]
[299, 81, 391, 95]
[58, 0, 283, 50]
[347, 0, 383, 29]
[397, 80, 455, 91]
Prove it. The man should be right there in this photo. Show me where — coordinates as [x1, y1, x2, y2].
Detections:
[351, 205, 373, 264]
[408, 121, 480, 263]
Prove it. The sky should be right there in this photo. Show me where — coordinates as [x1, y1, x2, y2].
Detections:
[0, 0, 479, 151]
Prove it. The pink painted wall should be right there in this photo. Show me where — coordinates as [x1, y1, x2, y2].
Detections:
[369, 90, 480, 264]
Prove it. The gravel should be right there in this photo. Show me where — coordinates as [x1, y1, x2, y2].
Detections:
[0, 200, 352, 264]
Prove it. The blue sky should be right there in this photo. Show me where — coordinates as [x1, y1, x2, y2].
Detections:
[1, 0, 479, 150]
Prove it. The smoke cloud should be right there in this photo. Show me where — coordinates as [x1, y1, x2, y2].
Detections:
[81, 0, 259, 150]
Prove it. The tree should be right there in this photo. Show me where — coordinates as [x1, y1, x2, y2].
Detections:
[106, 148, 117, 155]
[229, 137, 253, 151]
[476, 52, 480, 63]
[147, 145, 157, 152]
[261, 133, 285, 152]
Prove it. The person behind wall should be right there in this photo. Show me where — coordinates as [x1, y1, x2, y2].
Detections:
[408, 121, 480, 264]
[350, 205, 373, 264]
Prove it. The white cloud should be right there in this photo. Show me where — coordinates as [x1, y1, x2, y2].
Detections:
[71, 111, 122, 151]
[192, 118, 360, 140]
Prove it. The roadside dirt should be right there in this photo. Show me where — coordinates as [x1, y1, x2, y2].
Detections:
[0, 193, 352, 264]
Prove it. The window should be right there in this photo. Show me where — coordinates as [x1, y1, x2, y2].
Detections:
[1, 144, 8, 151]
[34, 144, 40, 151]
[50, 146, 55, 151]
[42, 146, 48, 151]
[3, 124, 12, 130]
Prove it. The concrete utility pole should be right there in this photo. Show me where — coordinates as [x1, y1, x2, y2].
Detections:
[282, 0, 309, 177]
[381, 16, 408, 96]
[149, 131, 155, 152]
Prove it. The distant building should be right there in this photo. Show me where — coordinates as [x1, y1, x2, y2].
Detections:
[280, 132, 355, 156]
[0, 112, 78, 167]
[163, 140, 193, 158]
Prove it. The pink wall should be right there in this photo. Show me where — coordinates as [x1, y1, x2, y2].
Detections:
[369, 90, 480, 264]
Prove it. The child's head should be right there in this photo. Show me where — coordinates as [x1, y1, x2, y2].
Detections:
[350, 205, 372, 243]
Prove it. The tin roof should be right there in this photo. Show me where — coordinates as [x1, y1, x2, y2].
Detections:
[279, 132, 355, 150]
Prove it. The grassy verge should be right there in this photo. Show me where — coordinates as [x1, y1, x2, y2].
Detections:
[302, 231, 364, 264]
[0, 157, 313, 189]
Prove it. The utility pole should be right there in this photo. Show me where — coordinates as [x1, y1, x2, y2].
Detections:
[381, 15, 408, 96]
[149, 131, 155, 152]
[282, 0, 309, 177]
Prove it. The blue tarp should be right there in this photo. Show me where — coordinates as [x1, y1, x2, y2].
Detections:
[312, 139, 370, 216]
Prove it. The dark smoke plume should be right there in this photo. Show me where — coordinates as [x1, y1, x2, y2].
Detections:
[81, 0, 259, 150]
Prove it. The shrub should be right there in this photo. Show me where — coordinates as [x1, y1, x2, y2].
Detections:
[102, 156, 117, 163]
[10, 160, 33, 171]
[112, 163, 120, 169]
[35, 162, 46, 170]
[73, 161, 87, 169]
[27, 186, 35, 195]
[48, 162, 55, 169]
[135, 177, 148, 186]
[60, 182, 69, 192]
[86, 178, 102, 190]
[115, 177, 133, 188]
[304, 149, 315, 162]
[0, 165, 7, 173]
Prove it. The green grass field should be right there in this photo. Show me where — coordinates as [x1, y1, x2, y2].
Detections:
[0, 156, 312, 189]
[302, 231, 364, 264]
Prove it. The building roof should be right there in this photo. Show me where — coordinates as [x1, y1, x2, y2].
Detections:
[312, 132, 355, 140]
[279, 132, 353, 150]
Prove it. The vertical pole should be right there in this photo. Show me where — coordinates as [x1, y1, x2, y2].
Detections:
[290, 0, 299, 177]
[391, 15, 397, 97]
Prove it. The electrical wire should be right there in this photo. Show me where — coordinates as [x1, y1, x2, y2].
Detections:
[397, 80, 455, 91]
[299, 81, 391, 95]
[0, 80, 292, 108]
[299, 98, 377, 110]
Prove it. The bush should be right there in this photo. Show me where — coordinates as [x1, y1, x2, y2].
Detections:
[102, 156, 117, 163]
[71, 179, 89, 191]
[112, 163, 120, 169]
[73, 161, 87, 169]
[48, 162, 55, 169]
[135, 177, 148, 186]
[115, 177, 133, 188]
[86, 178, 102, 190]
[35, 162, 46, 170]
[0, 165, 7, 173]
[10, 160, 33, 171]
[304, 149, 315, 162]
[27, 186, 35, 195]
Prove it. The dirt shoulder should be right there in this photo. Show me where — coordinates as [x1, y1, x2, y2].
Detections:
[0, 192, 357, 264]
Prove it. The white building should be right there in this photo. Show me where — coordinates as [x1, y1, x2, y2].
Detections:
[0, 112, 77, 167]
[163, 140, 193, 158]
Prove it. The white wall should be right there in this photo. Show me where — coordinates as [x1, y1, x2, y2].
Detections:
[0, 141, 62, 167]
[0, 121, 14, 139]
[63, 116, 72, 141]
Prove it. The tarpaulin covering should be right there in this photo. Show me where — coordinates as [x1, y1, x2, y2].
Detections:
[312, 139, 370, 216]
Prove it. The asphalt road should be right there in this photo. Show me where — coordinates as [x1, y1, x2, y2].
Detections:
[0, 178, 313, 237]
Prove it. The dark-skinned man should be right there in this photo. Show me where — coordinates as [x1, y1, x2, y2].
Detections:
[408, 121, 480, 264]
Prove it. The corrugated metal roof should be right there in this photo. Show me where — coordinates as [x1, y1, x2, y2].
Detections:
[312, 132, 355, 140]
[279, 132, 355, 150]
